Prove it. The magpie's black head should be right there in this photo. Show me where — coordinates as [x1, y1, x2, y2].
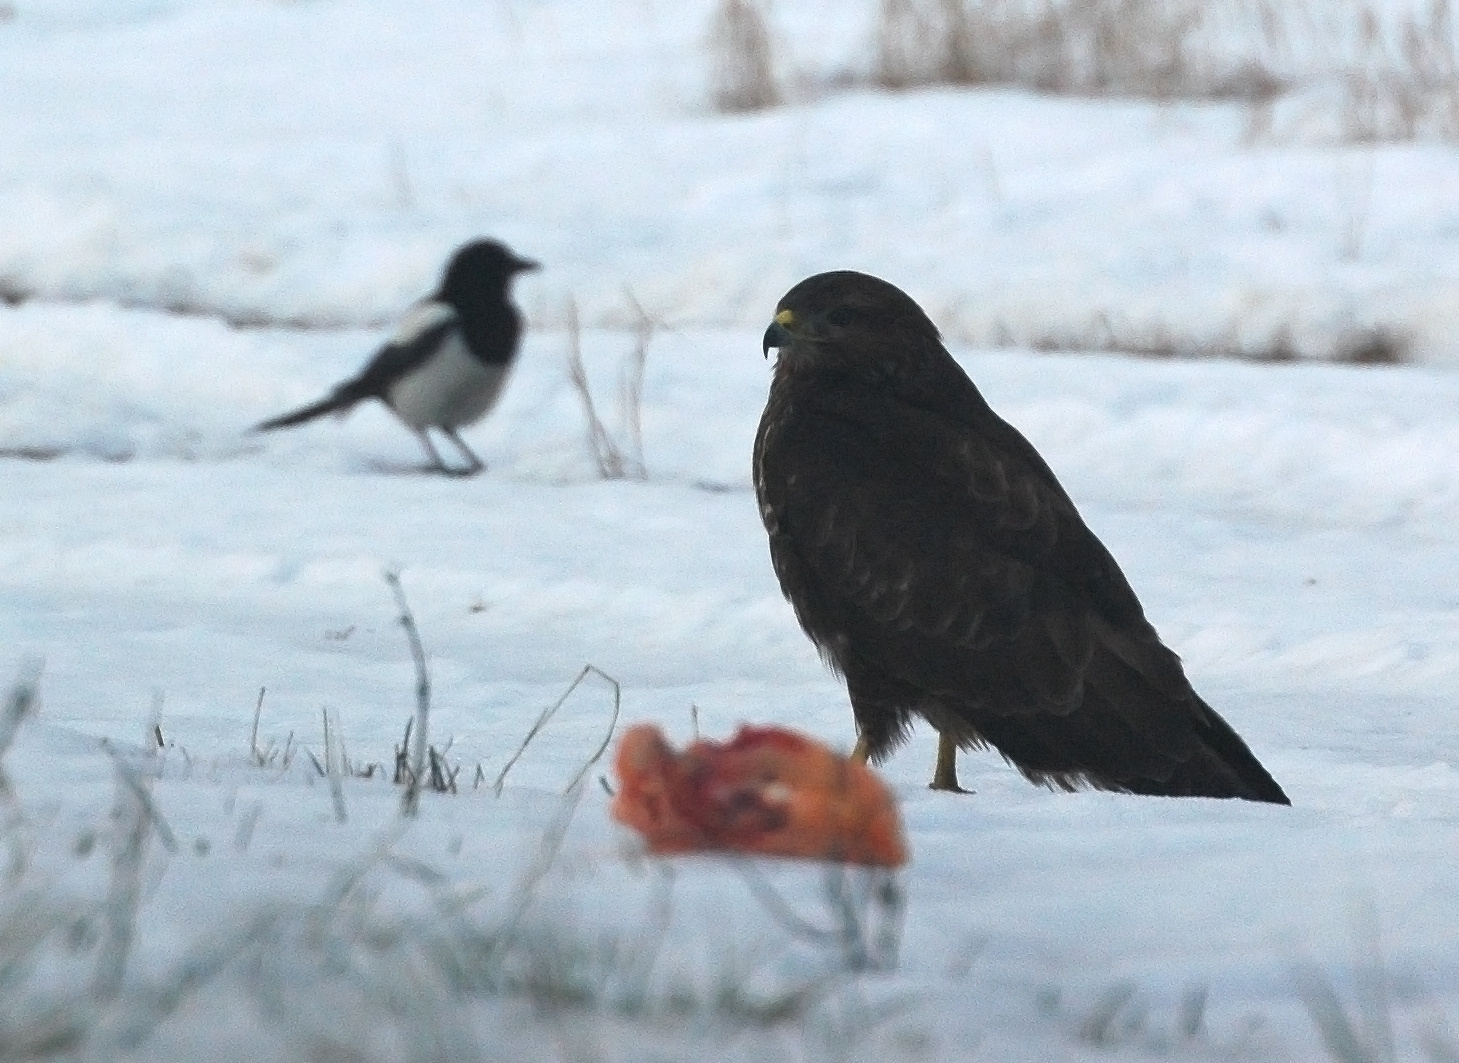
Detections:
[438, 239, 539, 307]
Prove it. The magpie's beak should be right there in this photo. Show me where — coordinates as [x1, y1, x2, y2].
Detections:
[513, 256, 540, 273]
[762, 310, 795, 358]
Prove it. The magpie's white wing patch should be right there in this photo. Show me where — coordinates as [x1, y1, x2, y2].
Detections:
[390, 300, 458, 346]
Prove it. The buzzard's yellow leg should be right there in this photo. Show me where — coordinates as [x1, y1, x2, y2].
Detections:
[850, 735, 870, 763]
[930, 731, 970, 793]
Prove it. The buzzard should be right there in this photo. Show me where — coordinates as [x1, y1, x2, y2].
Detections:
[754, 271, 1288, 803]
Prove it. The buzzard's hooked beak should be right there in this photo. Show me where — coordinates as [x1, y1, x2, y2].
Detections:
[762, 310, 795, 358]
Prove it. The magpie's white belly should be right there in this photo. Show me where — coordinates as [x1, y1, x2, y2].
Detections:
[386, 336, 509, 430]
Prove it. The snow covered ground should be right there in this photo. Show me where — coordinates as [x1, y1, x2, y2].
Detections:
[5, 0, 1459, 1058]
[5, 311, 1459, 1060]
[4, 0, 1459, 361]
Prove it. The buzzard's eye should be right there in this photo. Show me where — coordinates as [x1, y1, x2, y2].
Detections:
[826, 306, 856, 326]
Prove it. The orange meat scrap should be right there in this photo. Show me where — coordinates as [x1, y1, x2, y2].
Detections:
[610, 723, 908, 868]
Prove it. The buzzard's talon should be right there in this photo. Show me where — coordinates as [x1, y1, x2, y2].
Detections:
[929, 779, 973, 795]
[928, 732, 970, 793]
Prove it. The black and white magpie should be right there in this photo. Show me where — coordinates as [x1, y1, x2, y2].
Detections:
[255, 239, 538, 476]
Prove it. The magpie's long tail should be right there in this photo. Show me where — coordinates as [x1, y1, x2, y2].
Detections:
[254, 386, 366, 432]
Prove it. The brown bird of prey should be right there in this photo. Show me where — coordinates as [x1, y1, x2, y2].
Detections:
[754, 271, 1288, 803]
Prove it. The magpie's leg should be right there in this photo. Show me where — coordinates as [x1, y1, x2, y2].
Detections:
[442, 428, 485, 477]
[412, 430, 453, 476]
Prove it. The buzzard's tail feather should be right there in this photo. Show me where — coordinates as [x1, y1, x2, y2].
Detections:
[1178, 696, 1289, 804]
[1074, 637, 1289, 804]
[957, 690, 1289, 805]
[1081, 656, 1289, 803]
[254, 386, 366, 432]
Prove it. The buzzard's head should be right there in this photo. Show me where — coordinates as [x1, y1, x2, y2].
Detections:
[762, 271, 941, 371]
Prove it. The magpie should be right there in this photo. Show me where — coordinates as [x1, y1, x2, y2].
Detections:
[255, 239, 538, 476]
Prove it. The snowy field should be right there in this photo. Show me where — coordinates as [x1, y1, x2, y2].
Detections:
[5, 0, 1459, 1059]
[5, 0, 1459, 361]
[6, 316, 1459, 1061]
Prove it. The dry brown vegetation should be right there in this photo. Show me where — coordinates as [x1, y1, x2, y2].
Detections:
[710, 0, 1459, 143]
[1332, 0, 1459, 141]
[707, 0, 781, 112]
[873, 0, 1284, 99]
[564, 293, 654, 480]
